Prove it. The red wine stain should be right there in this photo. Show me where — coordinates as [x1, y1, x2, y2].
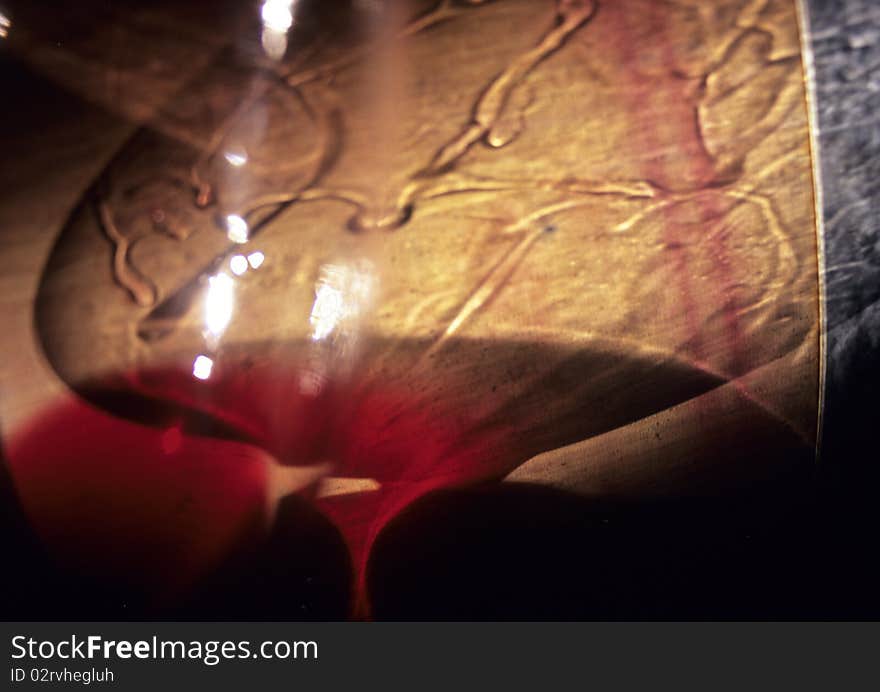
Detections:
[5, 362, 512, 618]
[602, 2, 745, 374]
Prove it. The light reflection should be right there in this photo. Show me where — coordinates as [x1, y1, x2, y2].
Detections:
[0, 11, 10, 39]
[247, 251, 265, 269]
[223, 149, 248, 167]
[205, 272, 235, 338]
[309, 261, 377, 342]
[310, 282, 344, 341]
[260, 0, 296, 60]
[192, 355, 214, 381]
[298, 368, 327, 397]
[226, 214, 249, 244]
[261, 0, 294, 32]
[230, 254, 249, 276]
[261, 29, 287, 61]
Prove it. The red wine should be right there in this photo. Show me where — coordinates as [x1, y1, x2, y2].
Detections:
[7, 330, 726, 618]
[6, 360, 514, 618]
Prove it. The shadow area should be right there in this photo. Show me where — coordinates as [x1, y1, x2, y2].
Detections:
[174, 495, 353, 621]
[0, 450, 352, 620]
[0, 444, 153, 620]
[367, 458, 880, 620]
[5, 426, 880, 620]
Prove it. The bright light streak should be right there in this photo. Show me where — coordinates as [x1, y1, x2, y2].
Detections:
[260, 0, 295, 59]
[224, 149, 248, 167]
[261, 0, 293, 32]
[192, 355, 214, 380]
[261, 27, 287, 60]
[205, 272, 235, 337]
[230, 254, 249, 276]
[226, 214, 249, 244]
[247, 251, 265, 269]
[309, 261, 377, 341]
[0, 12, 10, 38]
[310, 283, 344, 341]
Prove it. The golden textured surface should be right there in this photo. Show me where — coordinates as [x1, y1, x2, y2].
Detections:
[15, 0, 819, 497]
